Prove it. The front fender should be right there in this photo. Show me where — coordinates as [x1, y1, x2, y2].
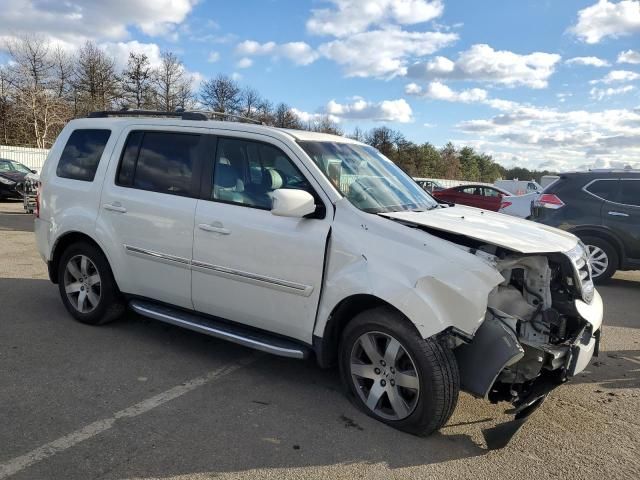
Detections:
[314, 200, 504, 340]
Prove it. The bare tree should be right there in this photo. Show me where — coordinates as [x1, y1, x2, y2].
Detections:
[0, 66, 14, 144]
[348, 126, 364, 142]
[152, 51, 190, 112]
[74, 41, 119, 114]
[309, 115, 342, 135]
[199, 74, 241, 115]
[121, 52, 152, 109]
[255, 98, 275, 125]
[51, 45, 73, 100]
[239, 87, 262, 119]
[273, 102, 301, 129]
[4, 36, 68, 148]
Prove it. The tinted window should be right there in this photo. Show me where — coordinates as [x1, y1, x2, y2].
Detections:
[56, 129, 111, 181]
[212, 138, 312, 209]
[618, 180, 640, 207]
[117, 131, 201, 196]
[585, 179, 618, 200]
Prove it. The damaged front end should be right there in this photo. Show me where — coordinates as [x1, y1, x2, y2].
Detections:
[453, 242, 603, 447]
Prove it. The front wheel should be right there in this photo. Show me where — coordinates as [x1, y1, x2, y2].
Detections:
[339, 307, 460, 436]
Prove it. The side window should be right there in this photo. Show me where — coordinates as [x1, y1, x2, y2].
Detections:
[56, 129, 111, 181]
[212, 137, 312, 209]
[116, 131, 201, 196]
[483, 188, 501, 197]
[585, 179, 618, 201]
[617, 180, 640, 207]
[461, 186, 482, 195]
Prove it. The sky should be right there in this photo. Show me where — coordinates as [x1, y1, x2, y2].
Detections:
[1, 0, 640, 171]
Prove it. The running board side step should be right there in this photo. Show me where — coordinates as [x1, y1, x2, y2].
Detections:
[129, 300, 309, 359]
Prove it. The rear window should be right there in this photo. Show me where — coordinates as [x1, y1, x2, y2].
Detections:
[584, 179, 618, 201]
[618, 180, 640, 207]
[117, 131, 201, 196]
[56, 129, 111, 181]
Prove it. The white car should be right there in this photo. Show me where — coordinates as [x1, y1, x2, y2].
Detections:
[499, 191, 539, 219]
[35, 112, 603, 439]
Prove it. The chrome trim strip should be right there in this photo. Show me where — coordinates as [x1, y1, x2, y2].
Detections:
[124, 244, 191, 268]
[129, 302, 307, 359]
[123, 245, 313, 296]
[191, 260, 314, 297]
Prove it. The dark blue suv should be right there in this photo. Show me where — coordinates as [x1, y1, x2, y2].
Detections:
[531, 170, 640, 282]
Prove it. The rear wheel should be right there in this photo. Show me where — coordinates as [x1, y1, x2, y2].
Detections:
[339, 307, 459, 436]
[57, 242, 125, 325]
[581, 235, 618, 283]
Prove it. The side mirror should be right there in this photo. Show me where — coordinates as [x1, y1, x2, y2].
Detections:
[30, 169, 37, 174]
[271, 189, 316, 218]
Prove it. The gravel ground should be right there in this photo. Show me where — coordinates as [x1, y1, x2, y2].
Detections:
[1, 199, 639, 480]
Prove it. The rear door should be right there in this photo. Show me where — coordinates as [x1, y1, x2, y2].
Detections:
[191, 133, 331, 342]
[604, 178, 640, 261]
[481, 187, 503, 211]
[97, 127, 206, 309]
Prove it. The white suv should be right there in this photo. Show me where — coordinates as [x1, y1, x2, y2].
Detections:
[35, 111, 603, 439]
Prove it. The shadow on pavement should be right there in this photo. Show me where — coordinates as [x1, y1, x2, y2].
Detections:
[1, 277, 486, 478]
[574, 349, 640, 390]
[0, 201, 33, 233]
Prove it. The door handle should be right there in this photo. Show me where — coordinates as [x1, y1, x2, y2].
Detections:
[198, 223, 231, 235]
[103, 202, 127, 213]
[608, 211, 629, 217]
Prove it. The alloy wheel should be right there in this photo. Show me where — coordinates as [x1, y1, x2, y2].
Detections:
[64, 255, 102, 313]
[349, 331, 420, 421]
[586, 245, 609, 279]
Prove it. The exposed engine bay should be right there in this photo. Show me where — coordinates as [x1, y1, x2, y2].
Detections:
[453, 242, 600, 415]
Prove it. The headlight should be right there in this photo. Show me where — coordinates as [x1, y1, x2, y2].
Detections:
[0, 176, 16, 185]
[566, 242, 594, 303]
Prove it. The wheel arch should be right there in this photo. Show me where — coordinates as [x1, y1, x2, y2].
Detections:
[569, 226, 625, 268]
[313, 294, 419, 368]
[49, 231, 118, 287]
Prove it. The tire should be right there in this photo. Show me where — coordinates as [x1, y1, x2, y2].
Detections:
[580, 235, 618, 283]
[57, 242, 125, 325]
[339, 307, 460, 436]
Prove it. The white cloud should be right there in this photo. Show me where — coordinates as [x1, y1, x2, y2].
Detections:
[324, 97, 413, 122]
[0, 0, 197, 47]
[318, 28, 457, 78]
[590, 69, 640, 83]
[565, 56, 610, 67]
[207, 51, 220, 63]
[590, 85, 635, 100]
[618, 49, 640, 64]
[405, 81, 488, 102]
[306, 0, 444, 37]
[235, 40, 318, 66]
[236, 57, 253, 69]
[408, 44, 561, 88]
[100, 41, 163, 71]
[570, 0, 640, 44]
[455, 99, 640, 170]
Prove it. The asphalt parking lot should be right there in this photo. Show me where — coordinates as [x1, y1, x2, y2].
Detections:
[1, 199, 639, 480]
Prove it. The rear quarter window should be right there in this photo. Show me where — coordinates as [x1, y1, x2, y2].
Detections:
[617, 180, 640, 207]
[56, 129, 111, 181]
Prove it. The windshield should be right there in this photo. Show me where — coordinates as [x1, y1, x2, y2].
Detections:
[0, 160, 31, 174]
[299, 141, 439, 213]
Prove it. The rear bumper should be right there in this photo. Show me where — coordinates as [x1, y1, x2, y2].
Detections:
[34, 218, 52, 263]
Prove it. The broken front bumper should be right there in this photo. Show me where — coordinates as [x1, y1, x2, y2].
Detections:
[455, 288, 603, 399]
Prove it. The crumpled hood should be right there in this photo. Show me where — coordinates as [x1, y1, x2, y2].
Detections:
[380, 205, 578, 254]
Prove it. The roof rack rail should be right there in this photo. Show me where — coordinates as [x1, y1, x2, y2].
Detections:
[87, 108, 264, 124]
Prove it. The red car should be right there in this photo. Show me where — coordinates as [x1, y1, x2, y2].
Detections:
[432, 184, 511, 211]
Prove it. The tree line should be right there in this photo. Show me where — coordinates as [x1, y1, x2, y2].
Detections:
[0, 36, 551, 182]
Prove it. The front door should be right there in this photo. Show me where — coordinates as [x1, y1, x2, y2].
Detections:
[191, 134, 331, 342]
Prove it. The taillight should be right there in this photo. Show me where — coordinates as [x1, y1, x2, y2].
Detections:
[500, 201, 512, 209]
[535, 193, 564, 209]
[35, 183, 41, 218]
